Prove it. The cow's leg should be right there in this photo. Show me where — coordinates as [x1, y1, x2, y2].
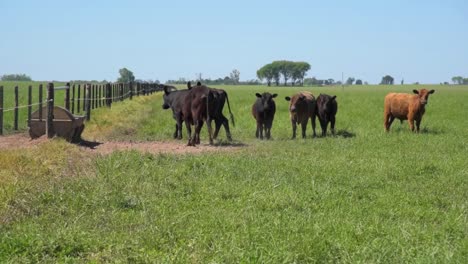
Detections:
[173, 124, 178, 139]
[206, 118, 213, 145]
[176, 114, 183, 139]
[319, 118, 327, 137]
[385, 115, 395, 132]
[258, 122, 264, 140]
[185, 122, 194, 146]
[330, 115, 336, 136]
[266, 120, 272, 140]
[415, 118, 421, 133]
[291, 120, 297, 139]
[407, 114, 415, 132]
[213, 118, 222, 139]
[255, 121, 260, 138]
[193, 120, 203, 145]
[301, 121, 307, 138]
[311, 115, 317, 137]
[220, 115, 232, 141]
[384, 111, 391, 132]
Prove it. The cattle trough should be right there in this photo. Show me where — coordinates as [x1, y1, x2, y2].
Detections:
[29, 106, 85, 142]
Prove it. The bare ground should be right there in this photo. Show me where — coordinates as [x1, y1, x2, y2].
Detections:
[0, 133, 244, 155]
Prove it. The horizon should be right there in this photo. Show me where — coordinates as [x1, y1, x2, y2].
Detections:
[1, 0, 467, 84]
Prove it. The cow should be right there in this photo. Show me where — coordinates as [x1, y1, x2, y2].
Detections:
[162, 86, 190, 139]
[315, 94, 338, 136]
[252, 92, 277, 139]
[384, 89, 435, 132]
[182, 84, 215, 146]
[187, 82, 235, 141]
[285, 91, 317, 139]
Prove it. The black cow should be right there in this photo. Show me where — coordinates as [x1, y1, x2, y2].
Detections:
[315, 94, 338, 136]
[252, 92, 277, 139]
[162, 86, 190, 139]
[187, 82, 234, 141]
[182, 84, 215, 146]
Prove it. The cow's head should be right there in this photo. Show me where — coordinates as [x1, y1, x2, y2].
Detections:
[413, 89, 435, 105]
[162, 86, 172, 109]
[256, 92, 277, 110]
[285, 94, 308, 112]
[318, 94, 337, 109]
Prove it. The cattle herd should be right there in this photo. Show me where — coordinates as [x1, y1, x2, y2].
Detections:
[162, 83, 436, 146]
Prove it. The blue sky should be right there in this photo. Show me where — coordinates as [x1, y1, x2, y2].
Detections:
[1, 0, 467, 84]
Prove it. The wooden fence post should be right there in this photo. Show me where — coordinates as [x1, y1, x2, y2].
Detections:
[39, 84, 43, 121]
[106, 83, 112, 107]
[91, 84, 95, 109]
[71, 84, 75, 114]
[77, 84, 81, 113]
[98, 84, 102, 108]
[129, 82, 133, 100]
[86, 84, 91, 121]
[65, 82, 70, 110]
[0, 86, 3, 135]
[46, 83, 55, 138]
[14, 86, 19, 130]
[28, 85, 32, 126]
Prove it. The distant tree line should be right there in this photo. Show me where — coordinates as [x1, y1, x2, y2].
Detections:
[257, 61, 311, 86]
[451, 76, 468, 85]
[1, 74, 32, 81]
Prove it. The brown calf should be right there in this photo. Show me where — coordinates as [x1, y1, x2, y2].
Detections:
[384, 89, 435, 132]
[285, 91, 317, 138]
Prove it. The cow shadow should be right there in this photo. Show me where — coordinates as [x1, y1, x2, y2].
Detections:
[76, 139, 103, 149]
[211, 139, 247, 147]
[419, 127, 445, 135]
[335, 129, 356, 138]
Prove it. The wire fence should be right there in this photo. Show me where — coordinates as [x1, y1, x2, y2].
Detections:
[0, 82, 163, 136]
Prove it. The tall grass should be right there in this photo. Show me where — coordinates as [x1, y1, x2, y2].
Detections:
[1, 84, 467, 262]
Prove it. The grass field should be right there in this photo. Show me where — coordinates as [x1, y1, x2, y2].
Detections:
[1, 84, 467, 262]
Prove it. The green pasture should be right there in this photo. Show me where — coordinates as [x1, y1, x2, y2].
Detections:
[1, 84, 467, 263]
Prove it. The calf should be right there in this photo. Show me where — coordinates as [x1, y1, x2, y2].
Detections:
[188, 82, 235, 141]
[182, 84, 216, 146]
[252, 92, 277, 139]
[162, 86, 189, 139]
[384, 89, 435, 132]
[315, 94, 338, 136]
[285, 91, 317, 138]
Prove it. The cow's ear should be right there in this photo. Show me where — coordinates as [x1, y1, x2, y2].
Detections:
[256, 93, 262, 98]
[285, 96, 291, 101]
[164, 86, 170, 95]
[299, 95, 305, 100]
[331, 95, 336, 100]
[272, 93, 278, 98]
[413, 89, 419, 94]
[429, 89, 435, 94]
[187, 81, 192, 89]
[197, 81, 202, 86]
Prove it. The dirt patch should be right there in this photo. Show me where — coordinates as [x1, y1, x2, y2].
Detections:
[0, 133, 244, 155]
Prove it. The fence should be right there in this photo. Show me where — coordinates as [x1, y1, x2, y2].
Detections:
[0, 82, 162, 136]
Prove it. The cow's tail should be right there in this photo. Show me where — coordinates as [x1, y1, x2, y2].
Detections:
[225, 93, 235, 127]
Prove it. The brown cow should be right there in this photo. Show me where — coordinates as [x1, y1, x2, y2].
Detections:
[384, 89, 435, 132]
[285, 91, 317, 138]
[183, 84, 215, 146]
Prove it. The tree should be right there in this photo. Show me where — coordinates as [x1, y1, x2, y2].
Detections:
[230, 69, 240, 85]
[355, 79, 363, 85]
[452, 76, 463, 85]
[380, 75, 394, 85]
[1, 73, 32, 81]
[346, 77, 355, 85]
[294, 62, 311, 86]
[117, 68, 135, 83]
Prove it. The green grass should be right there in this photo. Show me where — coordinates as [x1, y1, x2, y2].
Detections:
[1, 84, 467, 263]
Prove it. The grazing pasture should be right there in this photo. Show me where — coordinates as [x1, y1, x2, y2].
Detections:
[1, 85, 467, 262]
